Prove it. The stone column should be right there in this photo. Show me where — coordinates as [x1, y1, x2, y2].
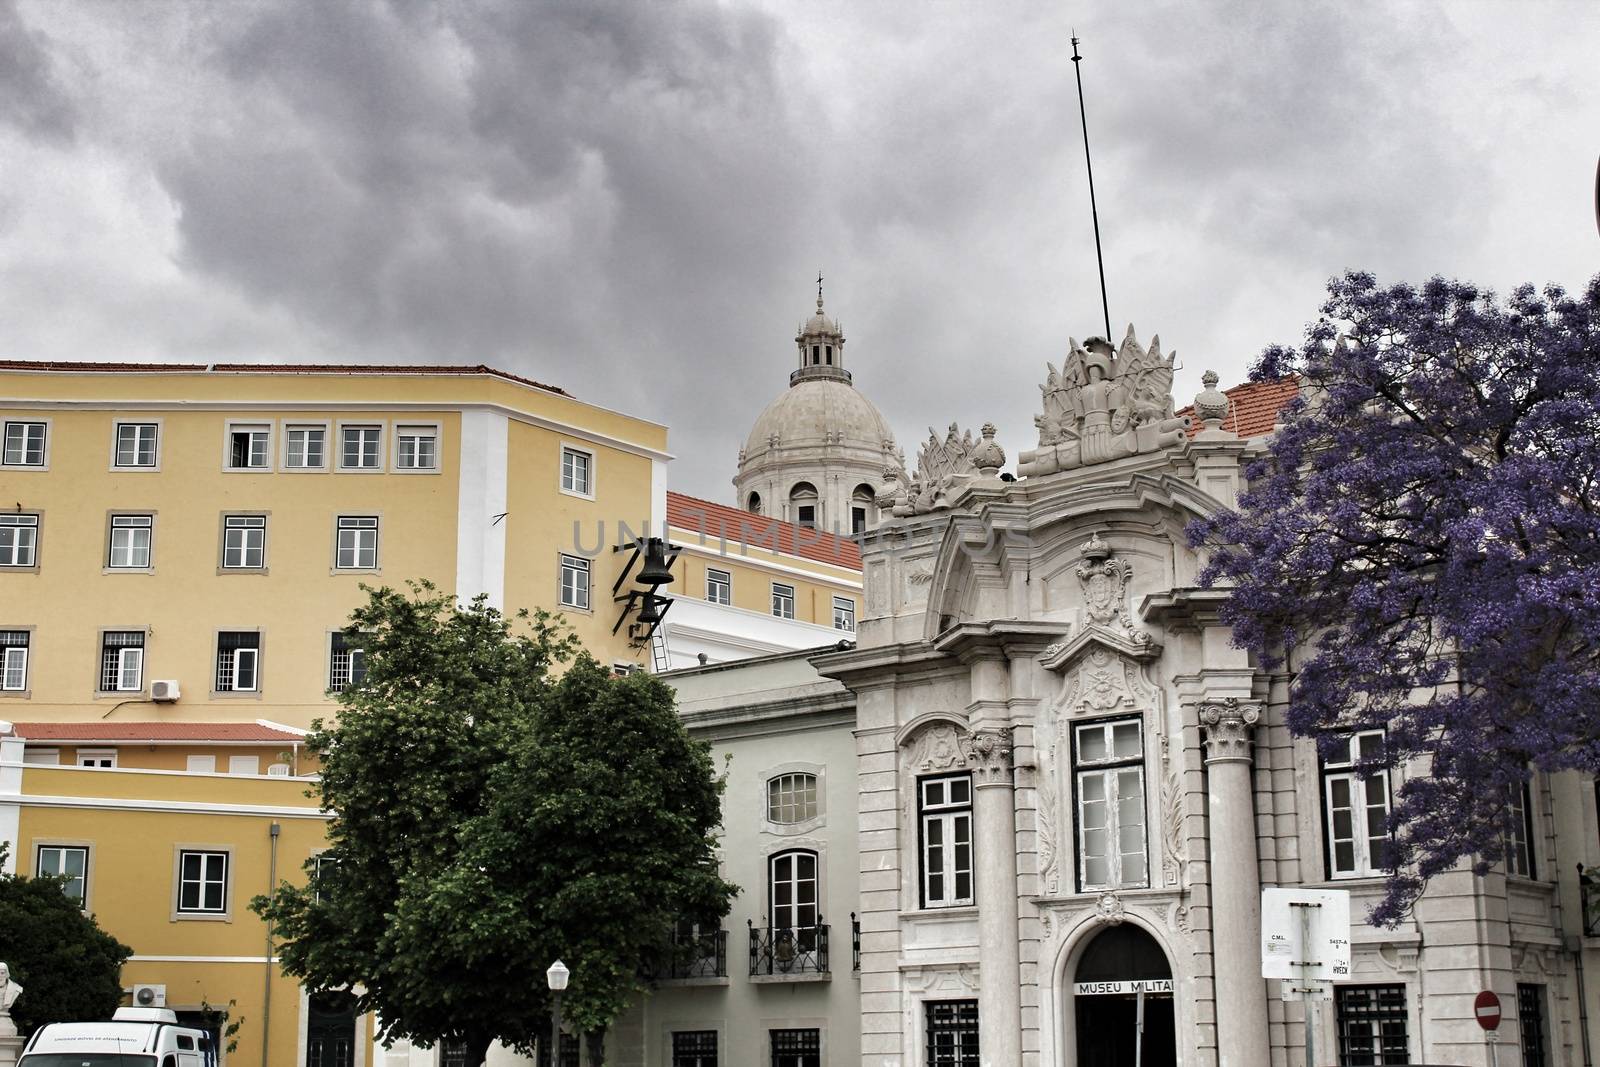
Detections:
[962, 726, 1021, 1067]
[1201, 699, 1270, 1067]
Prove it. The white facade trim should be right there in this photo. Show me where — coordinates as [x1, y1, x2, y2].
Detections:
[15, 792, 328, 819]
[128, 954, 280, 963]
[668, 536, 863, 590]
[455, 410, 509, 610]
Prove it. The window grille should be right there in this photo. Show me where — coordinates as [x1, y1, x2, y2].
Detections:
[1335, 984, 1409, 1065]
[440, 1041, 469, 1067]
[769, 1028, 820, 1067]
[926, 1000, 980, 1066]
[1518, 984, 1546, 1067]
[99, 631, 144, 691]
[1, 631, 28, 691]
[216, 631, 260, 692]
[672, 1030, 717, 1067]
[329, 632, 368, 692]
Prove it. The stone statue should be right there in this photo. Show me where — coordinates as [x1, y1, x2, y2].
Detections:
[877, 420, 999, 516]
[0, 962, 19, 1014]
[1018, 325, 1190, 477]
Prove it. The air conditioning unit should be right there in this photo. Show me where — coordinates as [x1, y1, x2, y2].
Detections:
[150, 680, 181, 703]
[132, 983, 166, 1007]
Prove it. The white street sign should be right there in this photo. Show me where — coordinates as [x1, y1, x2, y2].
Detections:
[1279, 979, 1334, 1002]
[1075, 979, 1175, 997]
[1261, 887, 1352, 981]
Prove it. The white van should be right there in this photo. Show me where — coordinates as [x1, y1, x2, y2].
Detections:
[18, 1006, 216, 1066]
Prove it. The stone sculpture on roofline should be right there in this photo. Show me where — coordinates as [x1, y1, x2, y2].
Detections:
[1018, 325, 1190, 476]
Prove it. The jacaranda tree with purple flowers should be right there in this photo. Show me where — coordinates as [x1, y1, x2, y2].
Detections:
[1189, 271, 1600, 925]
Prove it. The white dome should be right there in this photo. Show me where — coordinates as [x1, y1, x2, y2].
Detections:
[743, 378, 893, 459]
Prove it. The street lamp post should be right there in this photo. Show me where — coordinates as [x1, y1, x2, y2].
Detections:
[546, 959, 569, 1067]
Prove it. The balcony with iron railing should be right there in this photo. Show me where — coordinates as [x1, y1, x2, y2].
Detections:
[1581, 864, 1600, 938]
[641, 927, 728, 983]
[748, 919, 830, 980]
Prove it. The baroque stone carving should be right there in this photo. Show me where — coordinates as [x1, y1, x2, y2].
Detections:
[1018, 327, 1190, 476]
[1075, 534, 1148, 642]
[1200, 698, 1261, 763]
[878, 422, 996, 516]
[1052, 646, 1156, 716]
[1036, 750, 1060, 895]
[1193, 369, 1229, 425]
[958, 726, 1014, 786]
[1095, 892, 1126, 926]
[905, 721, 970, 772]
[1160, 771, 1185, 886]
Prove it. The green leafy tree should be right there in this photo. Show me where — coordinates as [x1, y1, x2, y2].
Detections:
[253, 582, 734, 1067]
[0, 841, 133, 1038]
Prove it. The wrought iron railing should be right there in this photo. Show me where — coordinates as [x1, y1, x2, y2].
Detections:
[748, 919, 830, 976]
[641, 927, 727, 980]
[851, 912, 861, 972]
[1581, 864, 1600, 938]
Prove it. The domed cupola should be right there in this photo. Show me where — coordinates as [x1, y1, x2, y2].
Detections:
[735, 278, 899, 535]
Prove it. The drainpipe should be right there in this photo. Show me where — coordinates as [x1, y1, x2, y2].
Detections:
[262, 821, 280, 1067]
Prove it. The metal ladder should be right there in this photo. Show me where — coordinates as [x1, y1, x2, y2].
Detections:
[649, 625, 671, 673]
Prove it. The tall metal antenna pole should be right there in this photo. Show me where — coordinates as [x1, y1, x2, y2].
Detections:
[1071, 32, 1113, 341]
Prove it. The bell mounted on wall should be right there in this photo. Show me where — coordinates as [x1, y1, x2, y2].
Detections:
[611, 535, 680, 646]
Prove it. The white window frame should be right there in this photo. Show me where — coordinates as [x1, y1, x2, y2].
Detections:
[338, 422, 385, 472]
[559, 554, 591, 611]
[1073, 717, 1149, 892]
[186, 755, 217, 774]
[282, 421, 330, 471]
[832, 596, 856, 632]
[767, 772, 819, 825]
[394, 423, 441, 472]
[771, 582, 796, 620]
[768, 848, 820, 935]
[334, 516, 380, 571]
[77, 748, 117, 769]
[223, 421, 273, 471]
[0, 514, 40, 568]
[173, 846, 232, 919]
[35, 843, 91, 910]
[1, 631, 30, 693]
[705, 567, 732, 606]
[1322, 730, 1392, 880]
[328, 631, 368, 692]
[919, 774, 974, 908]
[1, 419, 49, 469]
[559, 444, 595, 499]
[1506, 779, 1535, 879]
[99, 631, 145, 693]
[228, 755, 261, 776]
[112, 420, 161, 470]
[221, 514, 268, 570]
[214, 632, 261, 693]
[107, 513, 154, 570]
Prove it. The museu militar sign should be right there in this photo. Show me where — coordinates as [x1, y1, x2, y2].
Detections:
[1074, 979, 1175, 996]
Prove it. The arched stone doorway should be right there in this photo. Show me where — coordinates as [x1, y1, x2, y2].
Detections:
[1071, 924, 1176, 1067]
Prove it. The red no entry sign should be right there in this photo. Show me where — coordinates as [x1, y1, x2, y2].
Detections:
[1474, 990, 1502, 1031]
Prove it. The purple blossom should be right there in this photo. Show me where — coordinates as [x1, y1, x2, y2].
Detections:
[1189, 271, 1600, 926]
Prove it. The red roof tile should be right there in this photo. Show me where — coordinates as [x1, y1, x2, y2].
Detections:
[0, 360, 567, 397]
[11, 721, 306, 744]
[1176, 376, 1300, 439]
[667, 492, 863, 571]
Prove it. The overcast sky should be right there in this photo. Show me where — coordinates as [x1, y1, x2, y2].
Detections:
[3, 0, 1597, 502]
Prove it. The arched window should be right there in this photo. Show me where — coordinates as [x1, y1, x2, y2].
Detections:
[768, 772, 818, 824]
[811, 345, 821, 365]
[747, 491, 763, 515]
[825, 345, 833, 364]
[789, 482, 818, 528]
[851, 484, 876, 534]
[769, 849, 819, 934]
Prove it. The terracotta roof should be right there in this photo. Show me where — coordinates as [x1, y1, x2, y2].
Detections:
[0, 360, 567, 397]
[1176, 376, 1300, 438]
[667, 491, 863, 571]
[11, 721, 306, 744]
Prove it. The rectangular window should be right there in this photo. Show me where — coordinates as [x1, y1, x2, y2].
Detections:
[1335, 984, 1409, 1065]
[1074, 718, 1148, 891]
[228, 755, 260, 775]
[1322, 730, 1392, 879]
[921, 774, 974, 907]
[329, 631, 368, 692]
[926, 1000, 980, 1067]
[335, 516, 379, 570]
[78, 748, 116, 768]
[340, 425, 382, 469]
[1506, 780, 1536, 879]
[36, 845, 89, 909]
[107, 514, 153, 569]
[215, 631, 260, 692]
[706, 567, 732, 606]
[672, 1031, 718, 1067]
[99, 631, 144, 692]
[226, 424, 271, 469]
[559, 554, 590, 610]
[114, 422, 159, 467]
[795, 504, 816, 528]
[222, 515, 267, 569]
[1518, 984, 1546, 1067]
[772, 582, 795, 620]
[832, 596, 856, 632]
[284, 424, 327, 469]
[1, 631, 29, 692]
[560, 446, 593, 495]
[186, 755, 216, 773]
[769, 1029, 820, 1067]
[0, 514, 39, 567]
[176, 849, 229, 914]
[2, 420, 47, 466]
[396, 425, 438, 470]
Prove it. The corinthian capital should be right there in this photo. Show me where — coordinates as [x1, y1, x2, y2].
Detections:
[958, 726, 1014, 786]
[1200, 698, 1260, 764]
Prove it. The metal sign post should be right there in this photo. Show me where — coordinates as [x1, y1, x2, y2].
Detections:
[1263, 888, 1352, 1067]
[1134, 984, 1145, 1067]
[1475, 989, 1502, 1067]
